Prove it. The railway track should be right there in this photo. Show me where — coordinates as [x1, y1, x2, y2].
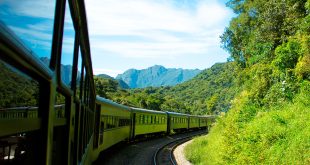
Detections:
[93, 130, 207, 165]
[153, 131, 205, 165]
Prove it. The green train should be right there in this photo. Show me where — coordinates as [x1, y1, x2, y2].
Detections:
[91, 97, 214, 160]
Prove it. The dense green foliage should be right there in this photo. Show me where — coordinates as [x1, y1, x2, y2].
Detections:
[185, 0, 310, 164]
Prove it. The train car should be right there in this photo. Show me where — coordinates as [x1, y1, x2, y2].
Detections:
[94, 97, 131, 153]
[198, 116, 208, 129]
[131, 107, 167, 138]
[167, 112, 189, 134]
[188, 115, 200, 129]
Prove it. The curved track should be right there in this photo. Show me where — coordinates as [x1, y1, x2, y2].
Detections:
[153, 131, 204, 165]
[93, 130, 206, 165]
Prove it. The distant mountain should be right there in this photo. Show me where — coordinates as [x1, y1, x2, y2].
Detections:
[97, 74, 129, 89]
[39, 57, 75, 85]
[116, 65, 201, 88]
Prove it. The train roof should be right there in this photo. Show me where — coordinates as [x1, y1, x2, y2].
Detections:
[166, 111, 189, 117]
[96, 96, 130, 110]
[130, 107, 166, 114]
[188, 114, 209, 118]
[192, 115, 216, 119]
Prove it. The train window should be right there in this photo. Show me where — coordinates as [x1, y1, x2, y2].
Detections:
[142, 115, 145, 124]
[144, 115, 148, 124]
[83, 74, 89, 105]
[80, 66, 86, 100]
[0, 60, 39, 120]
[0, 0, 56, 67]
[109, 117, 112, 128]
[115, 117, 118, 127]
[139, 115, 142, 124]
[54, 93, 66, 119]
[0, 60, 42, 163]
[60, 3, 75, 86]
[119, 118, 130, 127]
[74, 48, 82, 99]
[111, 117, 114, 128]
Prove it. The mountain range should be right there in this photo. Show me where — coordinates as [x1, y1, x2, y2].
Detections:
[115, 65, 201, 88]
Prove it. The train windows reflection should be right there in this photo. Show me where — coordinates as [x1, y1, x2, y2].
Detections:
[0, 60, 39, 119]
[0, 0, 56, 66]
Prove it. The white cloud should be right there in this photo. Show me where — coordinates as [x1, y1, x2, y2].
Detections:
[85, 0, 232, 61]
[5, 0, 56, 19]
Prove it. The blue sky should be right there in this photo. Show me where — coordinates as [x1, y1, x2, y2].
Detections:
[86, 0, 234, 77]
[0, 0, 234, 77]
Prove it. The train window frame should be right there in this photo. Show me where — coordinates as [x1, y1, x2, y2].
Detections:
[60, 1, 75, 87]
[0, 60, 40, 119]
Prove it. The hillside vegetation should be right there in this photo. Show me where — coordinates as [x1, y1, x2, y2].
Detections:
[95, 62, 241, 115]
[185, 0, 310, 164]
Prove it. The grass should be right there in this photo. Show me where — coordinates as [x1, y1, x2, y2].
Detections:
[185, 89, 310, 164]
